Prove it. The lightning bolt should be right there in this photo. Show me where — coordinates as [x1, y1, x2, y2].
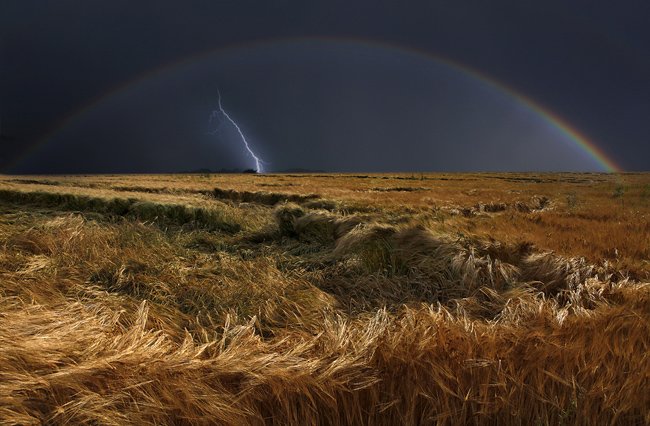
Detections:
[209, 90, 264, 173]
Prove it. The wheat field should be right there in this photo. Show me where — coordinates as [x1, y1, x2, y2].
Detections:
[0, 172, 648, 425]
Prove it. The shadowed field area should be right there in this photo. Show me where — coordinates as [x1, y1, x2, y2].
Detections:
[0, 172, 648, 424]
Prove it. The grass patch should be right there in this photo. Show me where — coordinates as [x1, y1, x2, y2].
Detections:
[0, 189, 240, 232]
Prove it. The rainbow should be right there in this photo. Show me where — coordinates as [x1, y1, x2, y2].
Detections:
[14, 37, 622, 172]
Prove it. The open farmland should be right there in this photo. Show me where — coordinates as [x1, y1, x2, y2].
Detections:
[0, 172, 648, 424]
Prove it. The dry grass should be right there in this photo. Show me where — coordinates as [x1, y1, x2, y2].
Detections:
[0, 172, 648, 424]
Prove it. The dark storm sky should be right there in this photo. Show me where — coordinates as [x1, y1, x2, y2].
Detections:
[1, 1, 648, 173]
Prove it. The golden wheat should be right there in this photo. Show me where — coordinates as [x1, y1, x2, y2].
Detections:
[0, 173, 648, 424]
